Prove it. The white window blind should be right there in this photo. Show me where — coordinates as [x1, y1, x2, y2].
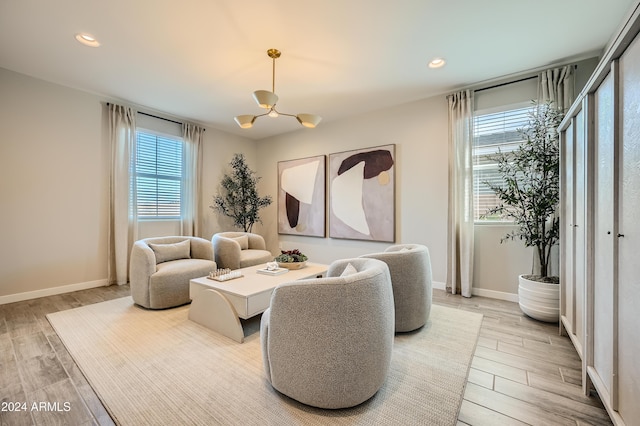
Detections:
[473, 105, 530, 221]
[134, 131, 183, 219]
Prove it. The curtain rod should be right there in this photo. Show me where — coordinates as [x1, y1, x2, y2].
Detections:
[137, 111, 183, 125]
[107, 102, 205, 130]
[473, 75, 538, 93]
[473, 64, 579, 94]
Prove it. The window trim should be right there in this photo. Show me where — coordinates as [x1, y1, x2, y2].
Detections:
[133, 127, 184, 221]
[472, 101, 532, 224]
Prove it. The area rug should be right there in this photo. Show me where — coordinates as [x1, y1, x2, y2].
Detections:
[47, 297, 482, 425]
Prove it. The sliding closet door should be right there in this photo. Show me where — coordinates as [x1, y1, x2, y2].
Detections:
[591, 70, 615, 406]
[618, 33, 640, 424]
[560, 122, 575, 335]
[573, 109, 586, 355]
[560, 110, 586, 357]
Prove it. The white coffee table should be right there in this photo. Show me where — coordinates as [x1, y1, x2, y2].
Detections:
[188, 262, 328, 343]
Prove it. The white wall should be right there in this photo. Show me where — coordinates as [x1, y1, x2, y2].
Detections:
[0, 68, 255, 302]
[473, 225, 534, 299]
[0, 68, 110, 300]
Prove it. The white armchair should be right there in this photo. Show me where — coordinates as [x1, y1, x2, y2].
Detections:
[211, 232, 272, 270]
[361, 244, 432, 332]
[260, 258, 395, 409]
[129, 236, 216, 309]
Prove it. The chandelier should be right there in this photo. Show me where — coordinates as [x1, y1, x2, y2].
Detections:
[234, 49, 322, 129]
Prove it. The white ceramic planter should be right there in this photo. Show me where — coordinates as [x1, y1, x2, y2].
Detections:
[518, 274, 560, 322]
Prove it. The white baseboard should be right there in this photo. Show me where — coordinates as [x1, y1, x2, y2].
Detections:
[432, 281, 446, 290]
[0, 279, 109, 305]
[472, 287, 519, 303]
[432, 281, 518, 302]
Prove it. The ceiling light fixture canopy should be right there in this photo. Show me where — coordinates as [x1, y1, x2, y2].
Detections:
[234, 48, 321, 129]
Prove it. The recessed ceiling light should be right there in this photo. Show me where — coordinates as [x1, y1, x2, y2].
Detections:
[75, 33, 100, 47]
[428, 58, 446, 69]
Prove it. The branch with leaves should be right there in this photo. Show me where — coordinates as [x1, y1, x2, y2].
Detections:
[482, 100, 563, 280]
[210, 153, 272, 232]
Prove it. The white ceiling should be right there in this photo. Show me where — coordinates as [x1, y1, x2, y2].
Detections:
[0, 0, 636, 140]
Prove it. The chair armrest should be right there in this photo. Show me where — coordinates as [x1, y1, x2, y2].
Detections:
[212, 236, 242, 270]
[361, 246, 433, 289]
[246, 233, 266, 250]
[260, 308, 272, 382]
[383, 244, 407, 253]
[129, 241, 156, 285]
[190, 237, 214, 261]
[360, 250, 403, 268]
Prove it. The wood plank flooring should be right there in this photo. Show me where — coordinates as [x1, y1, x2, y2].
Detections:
[432, 290, 612, 426]
[0, 285, 130, 426]
[0, 286, 610, 425]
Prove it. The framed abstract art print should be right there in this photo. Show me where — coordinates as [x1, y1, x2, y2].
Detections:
[328, 145, 395, 242]
[277, 155, 326, 237]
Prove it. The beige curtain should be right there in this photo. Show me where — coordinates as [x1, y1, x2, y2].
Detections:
[447, 90, 474, 297]
[108, 104, 137, 285]
[539, 65, 575, 110]
[181, 123, 204, 237]
[538, 65, 573, 278]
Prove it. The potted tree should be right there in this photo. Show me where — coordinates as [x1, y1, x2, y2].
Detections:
[483, 100, 563, 322]
[211, 153, 272, 232]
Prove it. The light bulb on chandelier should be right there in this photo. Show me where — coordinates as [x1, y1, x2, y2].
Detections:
[233, 49, 321, 129]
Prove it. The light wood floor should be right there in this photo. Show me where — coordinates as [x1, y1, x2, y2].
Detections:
[432, 290, 612, 426]
[0, 285, 611, 425]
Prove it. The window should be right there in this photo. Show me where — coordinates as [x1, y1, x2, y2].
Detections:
[473, 105, 530, 221]
[134, 130, 183, 219]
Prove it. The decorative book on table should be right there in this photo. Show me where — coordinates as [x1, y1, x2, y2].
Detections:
[257, 267, 289, 276]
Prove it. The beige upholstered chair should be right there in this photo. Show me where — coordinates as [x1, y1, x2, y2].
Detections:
[211, 232, 272, 270]
[130, 236, 216, 309]
[260, 258, 395, 409]
[361, 244, 432, 332]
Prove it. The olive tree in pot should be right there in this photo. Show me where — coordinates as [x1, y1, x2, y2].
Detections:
[211, 153, 272, 232]
[483, 100, 564, 322]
